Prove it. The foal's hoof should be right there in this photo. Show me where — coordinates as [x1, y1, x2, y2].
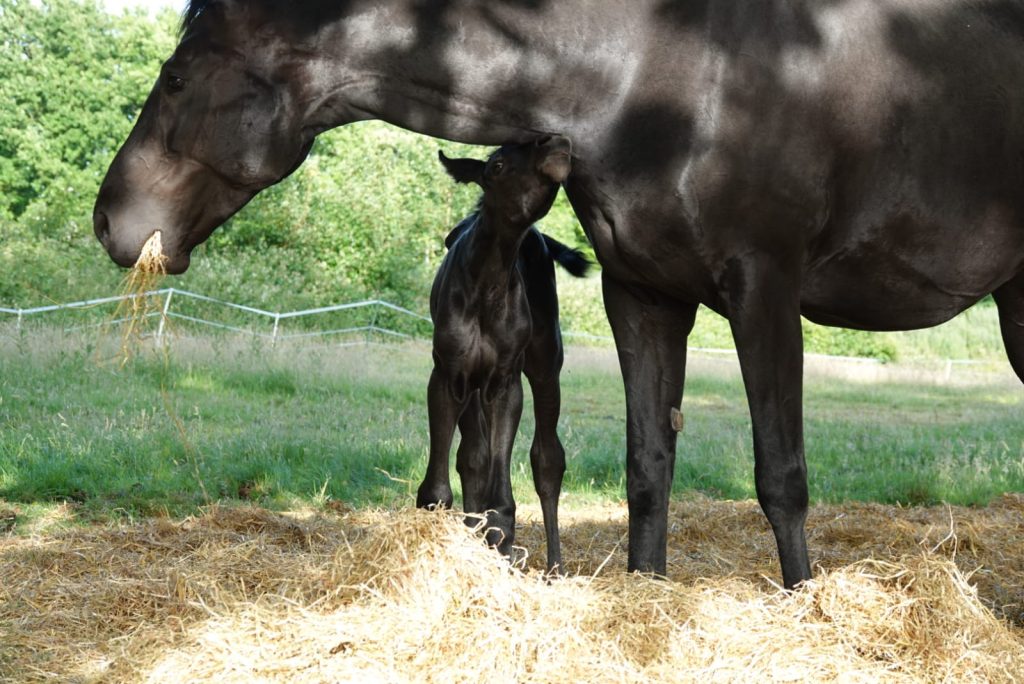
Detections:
[483, 510, 516, 557]
[415, 484, 453, 511]
[544, 560, 564, 578]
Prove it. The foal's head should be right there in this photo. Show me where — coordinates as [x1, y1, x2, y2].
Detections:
[439, 136, 572, 227]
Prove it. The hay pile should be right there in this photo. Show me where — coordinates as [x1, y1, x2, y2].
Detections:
[1, 498, 1022, 682]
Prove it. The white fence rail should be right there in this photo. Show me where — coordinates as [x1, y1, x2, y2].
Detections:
[0, 288, 1014, 383]
[0, 287, 434, 346]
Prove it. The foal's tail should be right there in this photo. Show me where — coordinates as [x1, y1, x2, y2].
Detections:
[543, 234, 591, 278]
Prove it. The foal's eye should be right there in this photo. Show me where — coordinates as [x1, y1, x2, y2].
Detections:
[491, 160, 505, 174]
[165, 75, 186, 93]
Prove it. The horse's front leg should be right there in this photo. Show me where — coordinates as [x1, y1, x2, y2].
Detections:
[993, 270, 1024, 384]
[724, 257, 812, 589]
[603, 275, 698, 575]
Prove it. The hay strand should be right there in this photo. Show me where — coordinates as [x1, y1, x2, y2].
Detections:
[112, 231, 168, 364]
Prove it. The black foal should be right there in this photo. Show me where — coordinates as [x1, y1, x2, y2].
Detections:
[416, 136, 588, 572]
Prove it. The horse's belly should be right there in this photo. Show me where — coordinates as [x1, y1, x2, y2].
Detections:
[801, 212, 1024, 331]
[800, 264, 978, 331]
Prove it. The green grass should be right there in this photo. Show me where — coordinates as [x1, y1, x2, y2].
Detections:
[0, 330, 1021, 531]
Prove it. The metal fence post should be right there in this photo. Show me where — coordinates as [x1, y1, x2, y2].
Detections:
[15, 309, 22, 333]
[368, 301, 380, 344]
[156, 288, 174, 347]
[271, 313, 281, 348]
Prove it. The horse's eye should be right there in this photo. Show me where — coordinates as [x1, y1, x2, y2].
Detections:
[491, 160, 505, 174]
[165, 75, 186, 93]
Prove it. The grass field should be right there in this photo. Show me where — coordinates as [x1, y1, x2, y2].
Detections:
[1, 329, 1020, 532]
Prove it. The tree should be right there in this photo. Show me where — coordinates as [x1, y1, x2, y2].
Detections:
[0, 0, 176, 226]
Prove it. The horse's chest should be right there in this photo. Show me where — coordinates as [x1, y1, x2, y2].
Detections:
[565, 174, 728, 302]
[568, 131, 832, 301]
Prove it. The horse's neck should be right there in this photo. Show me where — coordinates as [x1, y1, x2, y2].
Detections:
[302, 0, 648, 146]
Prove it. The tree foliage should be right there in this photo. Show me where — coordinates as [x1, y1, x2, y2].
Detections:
[0, 0, 176, 222]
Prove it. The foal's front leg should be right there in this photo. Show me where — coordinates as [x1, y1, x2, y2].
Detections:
[481, 375, 525, 557]
[416, 368, 462, 510]
[523, 365, 566, 574]
[455, 393, 489, 515]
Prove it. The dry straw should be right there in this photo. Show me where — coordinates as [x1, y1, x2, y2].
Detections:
[1, 496, 1022, 682]
[112, 230, 168, 364]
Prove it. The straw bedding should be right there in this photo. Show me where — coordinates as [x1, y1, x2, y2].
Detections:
[2, 496, 1021, 682]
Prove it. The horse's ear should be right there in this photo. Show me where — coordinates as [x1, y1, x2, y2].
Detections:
[537, 136, 572, 183]
[438, 151, 485, 186]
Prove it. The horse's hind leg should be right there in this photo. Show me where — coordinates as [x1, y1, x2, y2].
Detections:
[523, 363, 566, 574]
[994, 272, 1024, 383]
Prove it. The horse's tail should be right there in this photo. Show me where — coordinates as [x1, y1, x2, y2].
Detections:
[542, 234, 591, 278]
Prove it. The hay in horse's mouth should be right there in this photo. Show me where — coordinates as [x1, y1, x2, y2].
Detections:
[114, 231, 168, 363]
[132, 230, 169, 275]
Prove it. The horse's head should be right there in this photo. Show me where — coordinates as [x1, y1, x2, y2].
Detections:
[93, 0, 317, 273]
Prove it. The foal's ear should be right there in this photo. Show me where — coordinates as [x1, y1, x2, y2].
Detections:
[537, 136, 572, 184]
[438, 151, 485, 186]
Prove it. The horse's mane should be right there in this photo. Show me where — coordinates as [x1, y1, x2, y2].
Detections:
[179, 0, 347, 38]
[180, 0, 213, 35]
[444, 202, 482, 249]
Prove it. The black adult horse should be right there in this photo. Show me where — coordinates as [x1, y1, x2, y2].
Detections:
[94, 0, 1024, 589]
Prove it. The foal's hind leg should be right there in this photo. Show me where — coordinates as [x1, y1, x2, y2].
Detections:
[994, 272, 1024, 383]
[523, 352, 567, 574]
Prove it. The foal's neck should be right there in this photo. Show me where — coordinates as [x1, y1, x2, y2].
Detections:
[463, 212, 533, 289]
